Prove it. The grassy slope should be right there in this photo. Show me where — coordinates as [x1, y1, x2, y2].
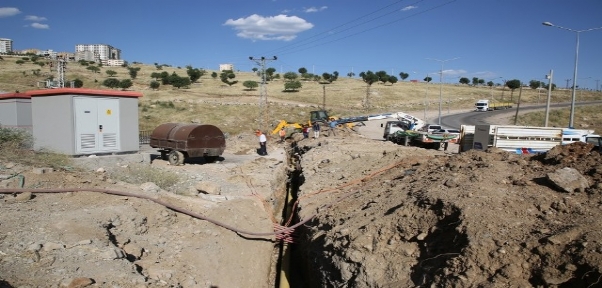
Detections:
[1, 55, 601, 135]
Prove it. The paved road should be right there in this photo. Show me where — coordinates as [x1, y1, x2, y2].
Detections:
[441, 101, 602, 129]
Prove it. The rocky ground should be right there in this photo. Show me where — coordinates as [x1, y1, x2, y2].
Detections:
[2, 110, 602, 287]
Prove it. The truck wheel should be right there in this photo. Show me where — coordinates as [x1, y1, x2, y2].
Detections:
[168, 150, 185, 166]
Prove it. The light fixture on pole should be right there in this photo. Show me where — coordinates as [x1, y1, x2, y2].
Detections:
[544, 70, 553, 127]
[543, 21, 602, 128]
[427, 57, 459, 125]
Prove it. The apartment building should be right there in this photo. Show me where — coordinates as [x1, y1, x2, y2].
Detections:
[219, 63, 234, 71]
[0, 38, 13, 53]
[75, 44, 121, 62]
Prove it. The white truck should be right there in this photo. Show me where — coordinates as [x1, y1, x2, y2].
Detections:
[460, 124, 601, 154]
[474, 99, 513, 111]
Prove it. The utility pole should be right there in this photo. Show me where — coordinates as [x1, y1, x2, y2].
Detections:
[544, 70, 554, 127]
[322, 85, 326, 110]
[249, 56, 277, 134]
[54, 57, 67, 88]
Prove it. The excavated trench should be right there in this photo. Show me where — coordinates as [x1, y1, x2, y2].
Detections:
[278, 141, 470, 287]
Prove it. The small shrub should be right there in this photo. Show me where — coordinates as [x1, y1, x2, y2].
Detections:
[0, 126, 72, 169]
[0, 126, 32, 149]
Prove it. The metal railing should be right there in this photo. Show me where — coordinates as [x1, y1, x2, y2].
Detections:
[139, 130, 151, 145]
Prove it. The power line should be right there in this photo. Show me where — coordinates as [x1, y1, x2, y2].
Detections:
[264, 0, 456, 57]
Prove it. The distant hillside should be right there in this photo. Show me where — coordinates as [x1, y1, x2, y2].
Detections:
[1, 54, 601, 134]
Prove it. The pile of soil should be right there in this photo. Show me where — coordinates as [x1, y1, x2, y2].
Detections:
[294, 138, 602, 287]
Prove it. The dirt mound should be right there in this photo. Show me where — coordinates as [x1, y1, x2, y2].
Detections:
[294, 141, 602, 287]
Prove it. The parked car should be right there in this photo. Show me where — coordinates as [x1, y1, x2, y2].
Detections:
[432, 128, 461, 136]
[423, 124, 442, 133]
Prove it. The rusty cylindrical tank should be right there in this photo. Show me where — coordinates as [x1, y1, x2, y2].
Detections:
[149, 123, 226, 165]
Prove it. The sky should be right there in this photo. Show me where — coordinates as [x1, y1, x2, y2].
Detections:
[1, 0, 602, 90]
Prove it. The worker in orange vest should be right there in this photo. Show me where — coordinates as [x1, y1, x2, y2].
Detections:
[279, 128, 286, 143]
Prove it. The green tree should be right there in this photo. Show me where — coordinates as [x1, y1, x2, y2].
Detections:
[347, 72, 355, 78]
[37, 62, 45, 67]
[106, 70, 117, 77]
[459, 77, 470, 85]
[70, 78, 84, 88]
[359, 70, 379, 108]
[388, 75, 398, 85]
[252, 67, 258, 73]
[487, 81, 494, 87]
[424, 76, 433, 82]
[172, 76, 191, 89]
[298, 67, 307, 74]
[15, 60, 25, 65]
[119, 79, 133, 90]
[283, 72, 298, 81]
[506, 79, 522, 101]
[243, 80, 259, 90]
[265, 67, 276, 81]
[321, 73, 333, 83]
[87, 66, 100, 73]
[150, 72, 161, 80]
[284, 81, 302, 92]
[219, 70, 238, 86]
[103, 78, 120, 89]
[128, 67, 140, 79]
[186, 66, 206, 83]
[78, 60, 89, 66]
[478, 79, 485, 85]
[150, 81, 160, 90]
[472, 77, 480, 86]
[211, 72, 218, 79]
[399, 72, 409, 81]
[529, 80, 545, 89]
[376, 71, 389, 85]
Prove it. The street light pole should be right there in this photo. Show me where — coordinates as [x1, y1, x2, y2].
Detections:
[543, 22, 602, 128]
[544, 70, 553, 127]
[427, 57, 459, 125]
[424, 74, 430, 120]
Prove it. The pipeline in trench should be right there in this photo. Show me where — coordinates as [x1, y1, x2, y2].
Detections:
[274, 141, 307, 288]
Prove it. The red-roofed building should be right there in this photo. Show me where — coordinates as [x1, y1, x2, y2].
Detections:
[0, 92, 32, 133]
[25, 88, 143, 155]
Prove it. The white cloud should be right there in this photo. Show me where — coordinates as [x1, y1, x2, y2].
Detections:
[30, 22, 49, 29]
[0, 7, 21, 18]
[25, 15, 47, 21]
[401, 5, 417, 11]
[224, 14, 313, 41]
[304, 6, 327, 13]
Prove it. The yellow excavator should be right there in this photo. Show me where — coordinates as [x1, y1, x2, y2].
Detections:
[271, 120, 303, 135]
[271, 110, 359, 135]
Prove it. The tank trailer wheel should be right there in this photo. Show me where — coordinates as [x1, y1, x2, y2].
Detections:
[160, 151, 168, 160]
[168, 150, 185, 166]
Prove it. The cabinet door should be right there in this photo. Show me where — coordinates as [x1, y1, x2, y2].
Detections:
[74, 97, 120, 153]
[97, 98, 120, 151]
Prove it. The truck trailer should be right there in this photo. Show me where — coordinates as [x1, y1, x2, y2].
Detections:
[474, 99, 513, 111]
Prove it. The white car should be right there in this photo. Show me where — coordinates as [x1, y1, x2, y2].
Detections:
[432, 128, 461, 136]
